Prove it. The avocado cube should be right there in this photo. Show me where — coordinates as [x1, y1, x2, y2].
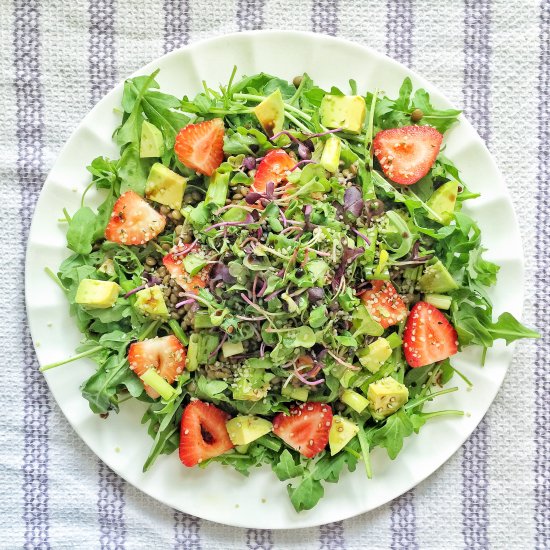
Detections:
[357, 338, 393, 373]
[134, 285, 169, 319]
[320, 136, 341, 173]
[340, 389, 369, 413]
[367, 377, 409, 420]
[329, 415, 359, 455]
[281, 384, 310, 402]
[145, 163, 186, 210]
[75, 279, 120, 309]
[140, 120, 165, 158]
[427, 180, 459, 225]
[98, 258, 115, 276]
[253, 89, 285, 136]
[226, 415, 273, 445]
[418, 259, 459, 293]
[221, 341, 244, 359]
[320, 94, 366, 134]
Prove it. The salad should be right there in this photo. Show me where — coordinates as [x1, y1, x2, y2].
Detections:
[43, 69, 539, 512]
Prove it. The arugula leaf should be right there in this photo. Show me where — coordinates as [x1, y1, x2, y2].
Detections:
[487, 312, 540, 344]
[369, 410, 413, 459]
[288, 476, 324, 512]
[272, 450, 305, 481]
[66, 207, 97, 254]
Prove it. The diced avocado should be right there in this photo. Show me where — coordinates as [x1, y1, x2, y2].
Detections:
[419, 259, 459, 293]
[205, 171, 230, 207]
[281, 385, 310, 402]
[235, 444, 249, 454]
[186, 333, 200, 371]
[427, 180, 459, 225]
[320, 94, 366, 134]
[253, 89, 285, 136]
[140, 120, 165, 158]
[424, 293, 452, 310]
[134, 285, 169, 319]
[320, 136, 341, 173]
[352, 304, 384, 337]
[139, 368, 176, 400]
[145, 163, 186, 210]
[98, 258, 115, 276]
[357, 338, 393, 373]
[75, 279, 120, 309]
[329, 415, 359, 455]
[340, 389, 369, 413]
[182, 253, 208, 276]
[222, 341, 244, 359]
[233, 366, 271, 401]
[367, 377, 409, 420]
[226, 415, 273, 445]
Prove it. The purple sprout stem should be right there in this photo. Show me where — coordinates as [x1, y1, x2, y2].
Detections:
[351, 227, 371, 246]
[293, 368, 325, 386]
[209, 332, 228, 358]
[289, 159, 315, 172]
[175, 298, 196, 308]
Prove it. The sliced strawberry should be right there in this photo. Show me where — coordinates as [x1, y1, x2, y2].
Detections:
[179, 400, 234, 466]
[105, 191, 166, 245]
[403, 301, 458, 368]
[174, 118, 224, 176]
[373, 125, 443, 185]
[252, 149, 295, 194]
[162, 243, 210, 294]
[273, 402, 332, 458]
[360, 280, 408, 329]
[128, 335, 186, 398]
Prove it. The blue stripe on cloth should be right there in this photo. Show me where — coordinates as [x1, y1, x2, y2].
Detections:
[461, 1, 492, 549]
[88, 0, 117, 106]
[311, 0, 339, 36]
[535, 2, 550, 549]
[237, 0, 266, 31]
[386, 0, 413, 67]
[246, 528, 274, 550]
[385, 1, 419, 545]
[88, 1, 127, 547]
[97, 461, 126, 549]
[13, 0, 52, 548]
[173, 513, 201, 550]
[164, 0, 191, 54]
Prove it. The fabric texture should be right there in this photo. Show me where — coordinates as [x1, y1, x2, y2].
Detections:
[0, 0, 547, 548]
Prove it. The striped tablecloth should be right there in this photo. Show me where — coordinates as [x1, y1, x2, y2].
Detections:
[1, 1, 548, 548]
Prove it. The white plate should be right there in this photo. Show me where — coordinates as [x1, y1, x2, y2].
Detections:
[26, 31, 523, 529]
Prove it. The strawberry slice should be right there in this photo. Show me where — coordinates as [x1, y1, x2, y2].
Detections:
[105, 190, 166, 245]
[162, 243, 210, 294]
[252, 149, 295, 194]
[179, 400, 234, 466]
[403, 301, 458, 368]
[128, 335, 186, 398]
[174, 118, 224, 176]
[360, 280, 408, 329]
[373, 125, 443, 185]
[273, 402, 332, 458]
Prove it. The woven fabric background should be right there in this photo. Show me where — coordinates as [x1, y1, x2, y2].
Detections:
[0, 0, 548, 548]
